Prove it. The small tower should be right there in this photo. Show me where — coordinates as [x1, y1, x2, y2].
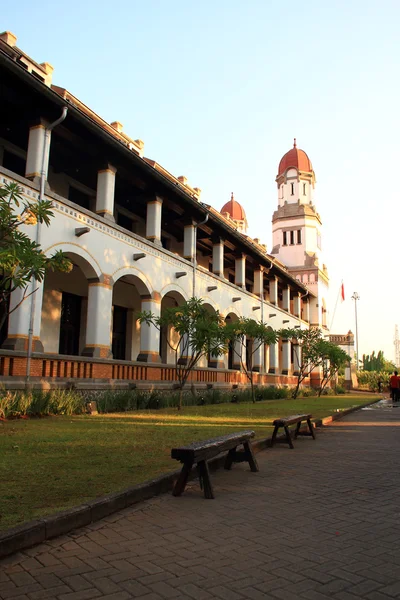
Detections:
[271, 140, 329, 329]
[220, 193, 248, 234]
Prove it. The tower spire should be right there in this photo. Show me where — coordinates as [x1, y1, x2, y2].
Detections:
[293, 137, 297, 148]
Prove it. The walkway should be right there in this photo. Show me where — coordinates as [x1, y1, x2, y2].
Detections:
[1, 400, 400, 600]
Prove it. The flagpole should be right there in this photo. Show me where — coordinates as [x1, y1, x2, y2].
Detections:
[329, 280, 343, 331]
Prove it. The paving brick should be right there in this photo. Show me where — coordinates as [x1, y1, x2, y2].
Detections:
[57, 590, 101, 600]
[1, 402, 400, 600]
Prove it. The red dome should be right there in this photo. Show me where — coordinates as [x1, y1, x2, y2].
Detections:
[220, 193, 246, 221]
[278, 139, 312, 176]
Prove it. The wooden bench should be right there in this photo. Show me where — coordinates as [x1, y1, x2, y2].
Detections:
[171, 430, 259, 499]
[271, 414, 315, 449]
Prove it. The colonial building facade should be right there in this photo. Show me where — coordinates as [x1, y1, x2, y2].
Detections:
[0, 32, 329, 390]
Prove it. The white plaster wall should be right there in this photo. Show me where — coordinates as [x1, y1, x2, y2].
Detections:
[4, 170, 309, 361]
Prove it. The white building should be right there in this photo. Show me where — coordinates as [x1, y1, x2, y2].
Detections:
[0, 32, 328, 390]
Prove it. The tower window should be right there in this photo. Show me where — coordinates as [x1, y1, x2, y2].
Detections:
[291, 183, 294, 195]
[303, 183, 306, 195]
[297, 229, 302, 244]
[283, 231, 287, 246]
[290, 231, 294, 245]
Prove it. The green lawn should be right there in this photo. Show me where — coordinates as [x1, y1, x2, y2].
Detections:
[0, 394, 379, 530]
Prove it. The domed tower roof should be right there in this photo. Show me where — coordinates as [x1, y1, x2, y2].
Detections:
[220, 193, 248, 234]
[220, 192, 246, 221]
[278, 138, 313, 176]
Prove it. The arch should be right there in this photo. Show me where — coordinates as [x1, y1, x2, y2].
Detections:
[309, 273, 315, 283]
[161, 287, 188, 304]
[44, 242, 101, 280]
[201, 297, 219, 312]
[111, 265, 152, 296]
[302, 274, 308, 283]
[296, 274, 301, 281]
[221, 308, 240, 321]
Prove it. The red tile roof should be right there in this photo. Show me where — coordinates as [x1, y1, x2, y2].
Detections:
[278, 139, 312, 176]
[220, 193, 246, 221]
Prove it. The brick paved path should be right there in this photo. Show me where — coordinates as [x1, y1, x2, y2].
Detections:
[2, 400, 400, 600]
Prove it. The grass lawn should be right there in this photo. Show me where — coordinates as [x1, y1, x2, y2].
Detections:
[0, 394, 379, 530]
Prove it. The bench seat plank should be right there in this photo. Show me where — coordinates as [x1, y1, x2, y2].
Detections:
[172, 430, 255, 464]
[171, 430, 257, 498]
[271, 415, 315, 449]
[273, 414, 311, 426]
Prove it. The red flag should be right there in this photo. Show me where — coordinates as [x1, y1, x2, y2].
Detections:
[341, 282, 345, 302]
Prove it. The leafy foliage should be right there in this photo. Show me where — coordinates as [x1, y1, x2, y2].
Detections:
[138, 297, 227, 408]
[362, 350, 396, 373]
[280, 327, 326, 398]
[224, 318, 278, 403]
[0, 182, 71, 330]
[319, 343, 350, 396]
[280, 327, 349, 398]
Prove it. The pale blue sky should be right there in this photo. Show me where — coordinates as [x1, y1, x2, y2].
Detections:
[3, 0, 400, 363]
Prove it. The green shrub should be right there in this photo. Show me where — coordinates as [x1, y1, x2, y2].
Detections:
[321, 387, 335, 396]
[299, 388, 316, 398]
[335, 386, 346, 394]
[357, 371, 389, 392]
[0, 389, 85, 418]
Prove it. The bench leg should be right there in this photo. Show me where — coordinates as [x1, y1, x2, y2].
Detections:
[271, 425, 279, 447]
[284, 425, 294, 449]
[243, 441, 259, 472]
[307, 418, 316, 439]
[197, 460, 214, 499]
[172, 461, 193, 497]
[294, 421, 301, 439]
[224, 447, 237, 470]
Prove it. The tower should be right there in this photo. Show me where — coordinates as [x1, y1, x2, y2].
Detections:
[271, 139, 329, 329]
[220, 193, 248, 234]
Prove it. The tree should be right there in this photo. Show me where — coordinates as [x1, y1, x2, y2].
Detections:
[224, 318, 278, 403]
[0, 182, 71, 330]
[318, 342, 350, 396]
[280, 327, 326, 399]
[362, 350, 396, 373]
[138, 297, 227, 409]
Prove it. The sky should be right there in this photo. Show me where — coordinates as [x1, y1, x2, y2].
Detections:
[3, 0, 400, 363]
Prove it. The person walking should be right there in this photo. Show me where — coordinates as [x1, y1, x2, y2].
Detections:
[390, 371, 399, 402]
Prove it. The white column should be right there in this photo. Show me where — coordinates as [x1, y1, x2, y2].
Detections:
[96, 165, 116, 221]
[146, 196, 163, 245]
[283, 285, 290, 312]
[212, 239, 224, 276]
[2, 283, 44, 352]
[235, 254, 246, 288]
[253, 268, 264, 297]
[309, 297, 319, 326]
[253, 343, 263, 372]
[25, 122, 49, 180]
[137, 294, 161, 363]
[183, 224, 195, 260]
[293, 292, 301, 317]
[269, 341, 279, 373]
[293, 343, 301, 374]
[233, 338, 245, 370]
[264, 344, 270, 374]
[82, 280, 113, 358]
[269, 277, 278, 305]
[303, 300, 310, 323]
[282, 339, 291, 375]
